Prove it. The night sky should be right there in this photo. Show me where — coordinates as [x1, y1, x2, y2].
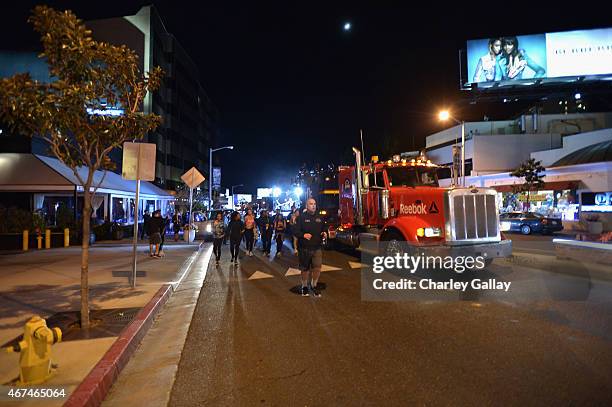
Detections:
[2, 1, 610, 194]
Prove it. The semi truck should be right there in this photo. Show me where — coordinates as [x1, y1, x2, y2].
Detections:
[332, 147, 512, 264]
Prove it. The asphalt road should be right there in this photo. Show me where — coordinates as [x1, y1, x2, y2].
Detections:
[169, 238, 612, 406]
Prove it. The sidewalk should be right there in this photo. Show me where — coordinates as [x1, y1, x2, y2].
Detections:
[0, 241, 201, 406]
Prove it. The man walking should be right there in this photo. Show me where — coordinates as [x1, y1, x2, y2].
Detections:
[293, 198, 326, 297]
[257, 210, 273, 256]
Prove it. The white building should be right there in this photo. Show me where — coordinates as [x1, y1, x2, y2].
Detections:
[427, 112, 612, 231]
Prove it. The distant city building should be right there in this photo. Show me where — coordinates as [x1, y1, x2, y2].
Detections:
[0, 5, 218, 192]
[88, 5, 218, 190]
[427, 111, 612, 231]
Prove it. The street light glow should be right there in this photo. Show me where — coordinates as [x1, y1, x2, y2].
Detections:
[344, 22, 351, 31]
[438, 110, 450, 121]
[294, 186, 303, 197]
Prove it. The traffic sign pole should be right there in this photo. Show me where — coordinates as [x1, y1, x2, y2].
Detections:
[132, 178, 140, 287]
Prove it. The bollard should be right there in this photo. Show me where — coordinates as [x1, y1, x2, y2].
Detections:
[37, 235, 42, 250]
[64, 228, 69, 247]
[22, 230, 29, 251]
[45, 229, 51, 249]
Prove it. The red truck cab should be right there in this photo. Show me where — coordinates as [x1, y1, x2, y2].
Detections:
[334, 148, 512, 262]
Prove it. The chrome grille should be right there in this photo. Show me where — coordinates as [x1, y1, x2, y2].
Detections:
[446, 189, 500, 243]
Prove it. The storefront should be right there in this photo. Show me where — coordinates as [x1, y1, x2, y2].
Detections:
[0, 154, 174, 227]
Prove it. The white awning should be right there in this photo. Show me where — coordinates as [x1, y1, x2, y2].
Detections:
[0, 153, 173, 200]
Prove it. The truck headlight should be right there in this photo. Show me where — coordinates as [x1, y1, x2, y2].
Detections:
[417, 227, 442, 238]
[500, 222, 511, 231]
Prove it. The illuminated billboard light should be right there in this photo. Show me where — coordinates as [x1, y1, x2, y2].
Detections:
[257, 188, 272, 199]
[466, 27, 612, 87]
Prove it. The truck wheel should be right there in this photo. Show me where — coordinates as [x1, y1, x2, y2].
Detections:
[520, 225, 531, 235]
[381, 231, 409, 257]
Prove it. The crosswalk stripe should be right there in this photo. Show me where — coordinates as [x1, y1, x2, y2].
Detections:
[285, 267, 301, 276]
[248, 271, 274, 280]
[348, 261, 367, 269]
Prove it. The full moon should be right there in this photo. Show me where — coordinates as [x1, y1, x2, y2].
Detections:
[343, 22, 351, 31]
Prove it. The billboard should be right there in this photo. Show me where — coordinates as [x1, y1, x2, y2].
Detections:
[467, 27, 612, 85]
[234, 194, 253, 206]
[212, 167, 221, 191]
[257, 188, 273, 199]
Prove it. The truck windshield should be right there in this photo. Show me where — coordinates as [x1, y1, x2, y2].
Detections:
[385, 167, 439, 187]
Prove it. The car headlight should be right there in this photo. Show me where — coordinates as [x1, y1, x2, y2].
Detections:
[206, 224, 212, 232]
[500, 221, 511, 231]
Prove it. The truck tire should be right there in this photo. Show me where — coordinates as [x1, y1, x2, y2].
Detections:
[381, 230, 411, 258]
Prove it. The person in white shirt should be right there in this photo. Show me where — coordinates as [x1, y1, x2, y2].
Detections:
[473, 37, 502, 83]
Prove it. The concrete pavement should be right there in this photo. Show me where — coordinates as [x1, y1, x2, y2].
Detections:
[0, 240, 201, 406]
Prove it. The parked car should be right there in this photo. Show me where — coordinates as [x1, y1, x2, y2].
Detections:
[499, 212, 563, 235]
[193, 210, 232, 240]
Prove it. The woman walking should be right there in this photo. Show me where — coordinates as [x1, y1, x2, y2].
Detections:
[243, 208, 257, 256]
[212, 212, 225, 266]
[289, 208, 300, 255]
[226, 211, 244, 264]
[273, 209, 287, 258]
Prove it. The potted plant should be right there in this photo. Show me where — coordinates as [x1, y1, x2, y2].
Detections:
[184, 223, 197, 243]
[584, 213, 603, 234]
[111, 222, 124, 240]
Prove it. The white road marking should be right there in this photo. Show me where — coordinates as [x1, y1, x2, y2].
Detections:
[321, 264, 342, 272]
[285, 267, 302, 276]
[248, 271, 274, 280]
[348, 261, 367, 269]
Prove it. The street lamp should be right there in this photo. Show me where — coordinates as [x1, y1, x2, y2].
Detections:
[209, 146, 234, 209]
[438, 110, 465, 186]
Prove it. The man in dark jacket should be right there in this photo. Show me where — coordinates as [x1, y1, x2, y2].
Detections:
[226, 211, 244, 264]
[257, 210, 274, 256]
[141, 210, 150, 240]
[293, 198, 326, 297]
[147, 210, 165, 258]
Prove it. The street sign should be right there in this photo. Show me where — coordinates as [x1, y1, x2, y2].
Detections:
[181, 167, 206, 189]
[122, 142, 156, 181]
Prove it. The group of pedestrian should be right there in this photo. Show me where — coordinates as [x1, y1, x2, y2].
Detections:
[210, 198, 326, 297]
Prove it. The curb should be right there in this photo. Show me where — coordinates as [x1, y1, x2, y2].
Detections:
[64, 242, 205, 407]
[506, 251, 612, 282]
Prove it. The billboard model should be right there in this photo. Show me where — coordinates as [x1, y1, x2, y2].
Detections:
[467, 27, 612, 85]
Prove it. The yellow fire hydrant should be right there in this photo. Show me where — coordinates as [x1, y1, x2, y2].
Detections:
[4, 316, 62, 385]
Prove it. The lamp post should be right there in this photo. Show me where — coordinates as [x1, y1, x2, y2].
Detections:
[209, 146, 234, 209]
[438, 110, 466, 186]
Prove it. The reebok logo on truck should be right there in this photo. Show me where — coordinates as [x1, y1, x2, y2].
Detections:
[399, 202, 427, 215]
